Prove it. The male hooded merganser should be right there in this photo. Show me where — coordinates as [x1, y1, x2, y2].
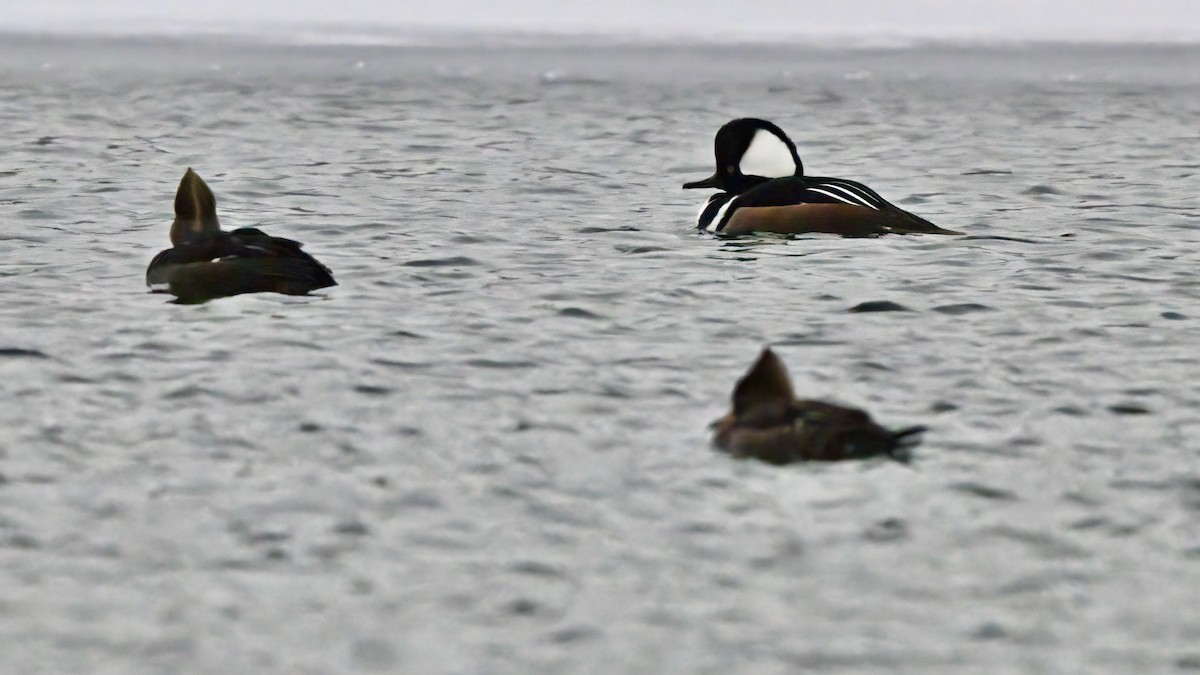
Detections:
[684, 118, 960, 237]
[146, 169, 336, 303]
[711, 348, 926, 464]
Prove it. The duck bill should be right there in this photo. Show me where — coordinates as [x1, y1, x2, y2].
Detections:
[683, 174, 722, 190]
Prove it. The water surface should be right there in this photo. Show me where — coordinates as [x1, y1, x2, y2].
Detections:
[1, 34, 1199, 674]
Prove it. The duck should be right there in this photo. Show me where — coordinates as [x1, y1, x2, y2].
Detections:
[146, 168, 336, 303]
[684, 117, 960, 237]
[710, 348, 926, 464]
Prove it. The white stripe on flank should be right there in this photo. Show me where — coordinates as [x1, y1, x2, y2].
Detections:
[807, 187, 869, 207]
[696, 194, 727, 230]
[709, 198, 737, 233]
[817, 178, 887, 208]
[739, 129, 796, 179]
[812, 183, 880, 209]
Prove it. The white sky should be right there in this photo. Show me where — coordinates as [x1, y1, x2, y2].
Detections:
[2, 0, 1198, 42]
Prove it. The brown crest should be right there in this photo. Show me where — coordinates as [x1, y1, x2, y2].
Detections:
[170, 168, 221, 245]
[732, 348, 795, 418]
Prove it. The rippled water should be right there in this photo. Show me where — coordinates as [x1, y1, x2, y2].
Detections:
[2, 33, 1199, 673]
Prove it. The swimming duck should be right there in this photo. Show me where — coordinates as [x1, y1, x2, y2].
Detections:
[146, 169, 336, 303]
[684, 118, 960, 237]
[711, 348, 926, 464]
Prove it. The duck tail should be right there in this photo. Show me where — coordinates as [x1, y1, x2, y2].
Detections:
[887, 425, 928, 463]
[891, 211, 963, 236]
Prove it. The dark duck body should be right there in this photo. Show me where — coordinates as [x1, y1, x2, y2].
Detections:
[711, 348, 926, 464]
[685, 118, 960, 237]
[146, 169, 336, 303]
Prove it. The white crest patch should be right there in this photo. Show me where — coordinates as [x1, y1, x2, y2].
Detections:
[738, 129, 796, 178]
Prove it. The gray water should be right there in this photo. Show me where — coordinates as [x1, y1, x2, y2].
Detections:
[1, 33, 1199, 674]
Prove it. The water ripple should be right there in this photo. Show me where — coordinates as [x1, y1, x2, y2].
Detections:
[1, 35, 1198, 675]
